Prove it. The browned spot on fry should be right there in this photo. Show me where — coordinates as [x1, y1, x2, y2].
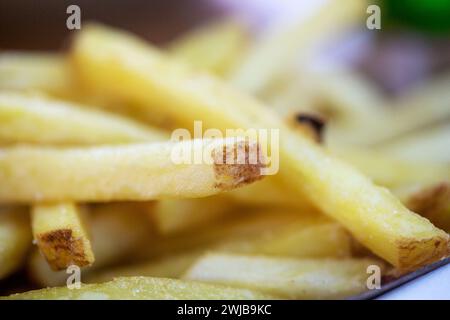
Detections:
[212, 140, 266, 190]
[406, 182, 450, 231]
[36, 228, 93, 271]
[396, 234, 449, 272]
[290, 113, 326, 143]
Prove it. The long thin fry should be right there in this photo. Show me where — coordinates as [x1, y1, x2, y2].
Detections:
[0, 138, 265, 202]
[183, 253, 383, 299]
[71, 24, 449, 271]
[0, 93, 167, 145]
[379, 124, 450, 164]
[334, 148, 450, 188]
[5, 276, 278, 300]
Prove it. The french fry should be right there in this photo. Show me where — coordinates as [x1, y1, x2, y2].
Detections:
[0, 52, 73, 99]
[352, 75, 450, 146]
[0, 138, 265, 202]
[169, 19, 248, 76]
[379, 124, 450, 164]
[5, 276, 278, 300]
[29, 202, 155, 287]
[71, 24, 449, 271]
[215, 221, 352, 258]
[397, 182, 450, 233]
[145, 210, 349, 260]
[183, 253, 384, 299]
[31, 203, 94, 270]
[89, 217, 352, 283]
[334, 148, 450, 188]
[0, 207, 31, 279]
[229, 0, 365, 94]
[153, 195, 234, 234]
[87, 252, 201, 283]
[0, 93, 167, 145]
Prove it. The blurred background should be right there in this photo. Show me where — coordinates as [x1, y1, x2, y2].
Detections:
[0, 0, 449, 94]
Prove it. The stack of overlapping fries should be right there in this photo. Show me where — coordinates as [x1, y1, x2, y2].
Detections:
[0, 0, 449, 299]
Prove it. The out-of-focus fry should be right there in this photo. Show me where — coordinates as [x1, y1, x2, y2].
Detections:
[6, 276, 277, 300]
[145, 210, 350, 260]
[31, 203, 94, 271]
[0, 53, 73, 98]
[29, 202, 154, 287]
[0, 207, 31, 279]
[216, 221, 352, 258]
[183, 253, 384, 299]
[229, 0, 365, 94]
[169, 20, 248, 76]
[70, 25, 449, 271]
[398, 182, 450, 233]
[352, 75, 450, 146]
[379, 124, 450, 164]
[334, 148, 450, 188]
[153, 195, 233, 234]
[88, 252, 201, 283]
[0, 138, 265, 202]
[0, 93, 167, 145]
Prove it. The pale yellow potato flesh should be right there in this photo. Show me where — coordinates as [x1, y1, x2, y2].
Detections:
[70, 25, 449, 271]
[5, 276, 278, 300]
[32, 203, 94, 270]
[0, 207, 31, 279]
[0, 138, 265, 202]
[183, 253, 384, 299]
[0, 93, 167, 145]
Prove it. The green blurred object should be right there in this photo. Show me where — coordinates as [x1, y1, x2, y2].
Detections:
[382, 0, 450, 34]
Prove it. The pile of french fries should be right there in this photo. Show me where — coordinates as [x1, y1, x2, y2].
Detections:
[0, 0, 449, 300]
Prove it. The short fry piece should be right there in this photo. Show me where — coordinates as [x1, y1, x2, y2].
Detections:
[0, 93, 167, 145]
[0, 138, 265, 202]
[5, 276, 278, 300]
[184, 253, 383, 299]
[29, 202, 155, 287]
[0, 207, 31, 279]
[32, 203, 94, 270]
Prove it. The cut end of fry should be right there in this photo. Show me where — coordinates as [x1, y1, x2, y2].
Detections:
[396, 234, 449, 272]
[35, 228, 93, 271]
[32, 204, 95, 271]
[212, 140, 266, 191]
